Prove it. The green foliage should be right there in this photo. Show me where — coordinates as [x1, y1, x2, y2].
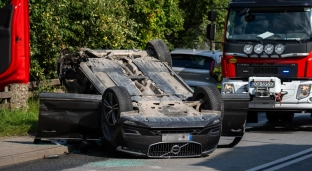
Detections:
[171, 0, 230, 50]
[128, 0, 184, 48]
[2, 0, 230, 80]
[0, 99, 39, 137]
[0, 0, 10, 8]
[29, 0, 140, 79]
[29, 0, 185, 79]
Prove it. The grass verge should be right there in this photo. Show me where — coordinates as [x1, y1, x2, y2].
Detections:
[0, 98, 39, 137]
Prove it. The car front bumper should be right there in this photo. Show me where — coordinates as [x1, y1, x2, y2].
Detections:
[115, 124, 221, 158]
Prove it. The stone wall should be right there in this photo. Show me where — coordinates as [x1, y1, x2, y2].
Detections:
[9, 84, 29, 109]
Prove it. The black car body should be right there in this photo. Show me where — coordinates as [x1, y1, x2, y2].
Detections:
[34, 40, 223, 158]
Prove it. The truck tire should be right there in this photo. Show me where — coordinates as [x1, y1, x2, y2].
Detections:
[280, 112, 294, 122]
[266, 112, 280, 122]
[145, 39, 172, 67]
[192, 85, 224, 119]
[101, 86, 133, 146]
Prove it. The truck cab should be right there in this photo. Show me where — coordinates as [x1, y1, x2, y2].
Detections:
[209, 0, 312, 122]
[0, 0, 30, 90]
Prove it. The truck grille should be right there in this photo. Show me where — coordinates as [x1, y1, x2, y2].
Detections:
[147, 142, 202, 157]
[236, 64, 297, 78]
[253, 67, 278, 75]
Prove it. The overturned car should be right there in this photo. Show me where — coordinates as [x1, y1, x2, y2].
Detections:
[34, 39, 224, 158]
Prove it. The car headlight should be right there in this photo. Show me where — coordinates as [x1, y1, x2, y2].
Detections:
[212, 118, 221, 124]
[224, 83, 235, 94]
[296, 84, 311, 100]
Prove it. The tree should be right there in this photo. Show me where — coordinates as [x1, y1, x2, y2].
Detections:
[127, 0, 184, 49]
[30, 0, 139, 79]
[168, 0, 230, 50]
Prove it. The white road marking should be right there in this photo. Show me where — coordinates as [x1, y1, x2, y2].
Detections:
[263, 153, 312, 171]
[246, 148, 312, 171]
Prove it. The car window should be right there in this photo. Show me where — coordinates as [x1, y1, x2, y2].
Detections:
[172, 54, 213, 69]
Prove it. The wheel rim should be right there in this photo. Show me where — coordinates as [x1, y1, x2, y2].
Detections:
[103, 91, 120, 125]
[146, 46, 156, 57]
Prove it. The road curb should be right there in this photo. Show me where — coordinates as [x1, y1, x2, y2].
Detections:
[0, 145, 73, 167]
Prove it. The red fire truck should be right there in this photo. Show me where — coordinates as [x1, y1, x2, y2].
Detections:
[208, 0, 312, 124]
[0, 0, 30, 90]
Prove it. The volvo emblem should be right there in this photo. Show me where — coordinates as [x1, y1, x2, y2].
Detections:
[171, 145, 181, 154]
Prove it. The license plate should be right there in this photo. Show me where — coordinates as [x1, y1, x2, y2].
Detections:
[162, 134, 192, 142]
[250, 81, 275, 88]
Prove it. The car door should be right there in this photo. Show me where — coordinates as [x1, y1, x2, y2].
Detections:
[0, 0, 30, 90]
[172, 54, 216, 89]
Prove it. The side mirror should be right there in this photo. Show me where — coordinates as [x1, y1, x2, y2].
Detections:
[208, 10, 217, 22]
[206, 24, 215, 40]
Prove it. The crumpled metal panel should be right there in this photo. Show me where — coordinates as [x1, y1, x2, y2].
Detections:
[87, 58, 141, 95]
[133, 59, 176, 94]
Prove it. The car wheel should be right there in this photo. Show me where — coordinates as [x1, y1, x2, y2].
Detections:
[145, 39, 172, 67]
[192, 85, 224, 119]
[101, 86, 133, 146]
[280, 112, 294, 122]
[266, 112, 280, 122]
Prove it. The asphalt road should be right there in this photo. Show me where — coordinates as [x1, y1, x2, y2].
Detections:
[1, 113, 312, 171]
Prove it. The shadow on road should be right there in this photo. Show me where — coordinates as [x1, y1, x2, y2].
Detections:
[246, 113, 312, 133]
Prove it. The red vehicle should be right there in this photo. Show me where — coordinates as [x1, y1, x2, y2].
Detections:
[0, 0, 30, 90]
[208, 0, 312, 124]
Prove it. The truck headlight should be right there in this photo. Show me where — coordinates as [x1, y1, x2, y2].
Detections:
[296, 84, 311, 100]
[224, 83, 235, 94]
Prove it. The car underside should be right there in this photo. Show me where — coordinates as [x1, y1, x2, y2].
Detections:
[34, 39, 224, 158]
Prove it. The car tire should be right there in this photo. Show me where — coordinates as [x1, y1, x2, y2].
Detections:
[266, 112, 280, 122]
[280, 112, 294, 122]
[145, 39, 172, 67]
[100, 86, 133, 147]
[192, 85, 224, 119]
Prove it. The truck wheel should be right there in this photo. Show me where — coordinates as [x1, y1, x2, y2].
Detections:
[101, 86, 133, 146]
[266, 112, 280, 122]
[192, 85, 224, 119]
[145, 39, 172, 67]
[280, 112, 294, 122]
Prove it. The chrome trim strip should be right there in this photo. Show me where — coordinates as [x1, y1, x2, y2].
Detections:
[116, 146, 146, 156]
[281, 53, 309, 58]
[225, 53, 248, 57]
